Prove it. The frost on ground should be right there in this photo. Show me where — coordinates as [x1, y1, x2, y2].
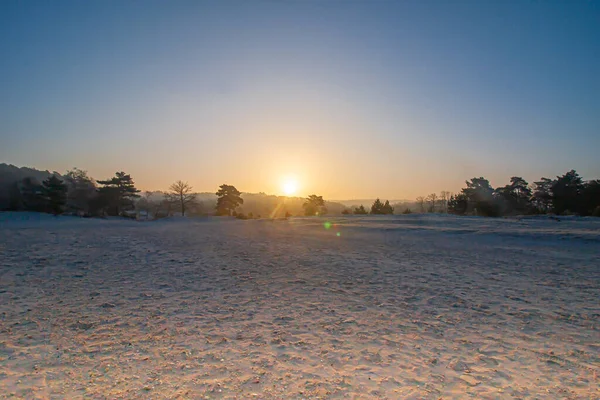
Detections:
[0, 212, 599, 399]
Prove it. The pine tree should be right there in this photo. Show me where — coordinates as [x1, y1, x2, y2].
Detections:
[42, 175, 68, 215]
[532, 178, 554, 214]
[551, 170, 584, 215]
[461, 177, 498, 216]
[370, 198, 384, 214]
[495, 177, 532, 215]
[448, 194, 468, 215]
[97, 171, 140, 216]
[302, 194, 326, 216]
[353, 205, 368, 214]
[382, 200, 394, 215]
[216, 184, 244, 216]
[20, 177, 45, 212]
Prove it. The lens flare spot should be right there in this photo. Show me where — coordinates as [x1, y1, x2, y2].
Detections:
[324, 221, 332, 229]
[336, 232, 341, 237]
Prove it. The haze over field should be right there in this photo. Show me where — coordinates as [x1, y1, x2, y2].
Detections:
[1, 1, 599, 198]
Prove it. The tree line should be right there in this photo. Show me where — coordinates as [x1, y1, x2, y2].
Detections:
[5, 168, 245, 218]
[4, 166, 599, 219]
[443, 170, 599, 217]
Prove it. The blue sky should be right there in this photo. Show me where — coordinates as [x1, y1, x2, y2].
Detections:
[1, 0, 598, 198]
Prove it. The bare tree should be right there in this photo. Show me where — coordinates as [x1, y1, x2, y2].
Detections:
[439, 191, 451, 213]
[426, 193, 438, 213]
[416, 196, 426, 213]
[168, 181, 197, 216]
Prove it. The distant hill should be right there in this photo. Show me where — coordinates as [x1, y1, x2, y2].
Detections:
[0, 163, 60, 210]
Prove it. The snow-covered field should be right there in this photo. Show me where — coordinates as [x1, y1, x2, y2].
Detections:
[0, 212, 599, 399]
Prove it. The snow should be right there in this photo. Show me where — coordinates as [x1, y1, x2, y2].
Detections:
[1, 212, 599, 398]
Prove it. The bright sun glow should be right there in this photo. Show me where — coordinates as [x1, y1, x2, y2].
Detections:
[282, 180, 298, 196]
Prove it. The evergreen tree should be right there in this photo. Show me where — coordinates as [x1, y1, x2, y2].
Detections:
[448, 193, 469, 215]
[42, 175, 67, 215]
[582, 180, 600, 216]
[63, 168, 97, 215]
[551, 170, 584, 215]
[370, 198, 384, 214]
[353, 204, 368, 214]
[532, 178, 554, 214]
[97, 171, 140, 216]
[302, 194, 326, 216]
[216, 184, 244, 216]
[19, 177, 45, 212]
[495, 177, 532, 215]
[382, 200, 394, 214]
[461, 177, 498, 216]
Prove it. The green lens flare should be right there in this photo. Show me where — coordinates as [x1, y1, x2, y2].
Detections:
[336, 232, 341, 237]
[324, 221, 332, 229]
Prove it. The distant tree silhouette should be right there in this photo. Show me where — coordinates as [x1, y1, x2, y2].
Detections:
[42, 176, 67, 215]
[64, 168, 97, 215]
[216, 184, 243, 216]
[448, 193, 468, 215]
[303, 194, 326, 216]
[97, 172, 140, 216]
[495, 177, 532, 215]
[7, 181, 22, 211]
[439, 191, 451, 213]
[382, 200, 394, 214]
[402, 208, 412, 214]
[426, 193, 438, 213]
[370, 198, 384, 214]
[461, 177, 498, 216]
[19, 177, 45, 212]
[532, 178, 554, 214]
[168, 181, 196, 216]
[415, 196, 426, 213]
[353, 204, 368, 214]
[582, 180, 600, 216]
[551, 170, 584, 215]
[341, 209, 351, 215]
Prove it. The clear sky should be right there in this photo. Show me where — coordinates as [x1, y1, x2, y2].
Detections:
[1, 1, 599, 199]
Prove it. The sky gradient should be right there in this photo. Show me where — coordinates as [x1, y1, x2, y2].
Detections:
[1, 0, 599, 199]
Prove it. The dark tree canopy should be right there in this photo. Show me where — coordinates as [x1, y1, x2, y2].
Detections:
[495, 176, 532, 215]
[353, 204, 368, 214]
[370, 199, 394, 215]
[63, 168, 97, 215]
[303, 194, 326, 216]
[370, 198, 384, 214]
[461, 177, 499, 217]
[532, 178, 554, 214]
[18, 177, 45, 212]
[42, 175, 68, 215]
[382, 200, 394, 215]
[97, 171, 140, 216]
[448, 193, 469, 215]
[551, 170, 584, 215]
[216, 184, 243, 216]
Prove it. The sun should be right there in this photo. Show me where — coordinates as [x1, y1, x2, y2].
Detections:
[282, 180, 298, 196]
